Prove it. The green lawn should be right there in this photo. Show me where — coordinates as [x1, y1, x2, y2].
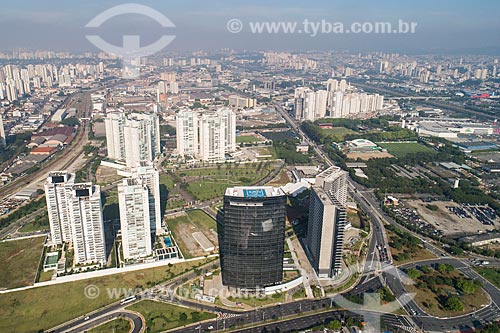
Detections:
[88, 318, 131, 333]
[0, 236, 45, 289]
[475, 268, 500, 288]
[186, 210, 217, 230]
[320, 127, 356, 141]
[0, 258, 212, 333]
[236, 135, 261, 143]
[377, 142, 435, 158]
[38, 270, 54, 283]
[126, 300, 215, 333]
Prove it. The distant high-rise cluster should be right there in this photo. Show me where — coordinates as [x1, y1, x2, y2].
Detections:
[306, 166, 348, 278]
[176, 108, 236, 162]
[157, 72, 179, 102]
[228, 95, 257, 108]
[45, 172, 106, 265]
[294, 87, 328, 121]
[0, 62, 104, 101]
[105, 112, 161, 167]
[263, 52, 317, 70]
[294, 79, 384, 121]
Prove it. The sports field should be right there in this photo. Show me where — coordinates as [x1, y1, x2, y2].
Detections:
[377, 142, 435, 158]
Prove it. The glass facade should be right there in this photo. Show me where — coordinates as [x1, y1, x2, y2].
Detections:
[218, 193, 286, 289]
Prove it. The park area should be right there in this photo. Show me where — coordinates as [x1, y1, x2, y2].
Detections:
[175, 162, 276, 201]
[377, 141, 435, 158]
[165, 209, 218, 259]
[405, 263, 489, 318]
[0, 258, 213, 333]
[126, 300, 215, 333]
[0, 236, 45, 289]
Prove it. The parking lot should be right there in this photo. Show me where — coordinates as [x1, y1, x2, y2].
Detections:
[404, 200, 499, 236]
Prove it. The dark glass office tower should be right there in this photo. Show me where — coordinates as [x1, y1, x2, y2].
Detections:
[218, 187, 287, 289]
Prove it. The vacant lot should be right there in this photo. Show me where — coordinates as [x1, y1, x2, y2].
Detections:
[378, 142, 435, 158]
[0, 258, 212, 333]
[88, 318, 131, 333]
[406, 200, 498, 236]
[166, 210, 218, 258]
[0, 236, 45, 289]
[126, 300, 215, 333]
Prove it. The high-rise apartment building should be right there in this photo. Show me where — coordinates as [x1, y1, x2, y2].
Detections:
[294, 88, 328, 121]
[105, 112, 126, 160]
[69, 183, 106, 264]
[118, 178, 153, 260]
[306, 166, 348, 278]
[105, 112, 160, 167]
[45, 172, 106, 265]
[218, 186, 286, 289]
[45, 171, 75, 244]
[175, 108, 236, 161]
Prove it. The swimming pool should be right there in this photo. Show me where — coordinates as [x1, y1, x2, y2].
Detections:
[164, 236, 173, 247]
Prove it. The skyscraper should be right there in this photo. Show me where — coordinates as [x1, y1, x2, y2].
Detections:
[118, 178, 153, 260]
[69, 183, 106, 264]
[0, 114, 6, 147]
[306, 166, 348, 278]
[218, 186, 286, 289]
[45, 171, 75, 245]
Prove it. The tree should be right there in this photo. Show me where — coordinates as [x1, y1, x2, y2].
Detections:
[407, 268, 421, 280]
[437, 263, 454, 273]
[179, 312, 188, 321]
[444, 295, 464, 311]
[328, 320, 342, 330]
[457, 278, 481, 295]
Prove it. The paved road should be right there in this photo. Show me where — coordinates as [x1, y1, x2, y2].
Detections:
[54, 309, 143, 333]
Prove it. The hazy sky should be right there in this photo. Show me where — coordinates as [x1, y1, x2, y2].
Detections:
[1, 0, 500, 54]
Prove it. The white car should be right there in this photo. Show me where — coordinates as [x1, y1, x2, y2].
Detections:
[208, 325, 214, 330]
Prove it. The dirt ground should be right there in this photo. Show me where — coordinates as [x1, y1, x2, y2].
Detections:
[346, 152, 394, 160]
[406, 200, 499, 236]
[95, 165, 123, 185]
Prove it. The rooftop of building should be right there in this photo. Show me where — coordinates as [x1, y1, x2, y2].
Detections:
[225, 186, 284, 198]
